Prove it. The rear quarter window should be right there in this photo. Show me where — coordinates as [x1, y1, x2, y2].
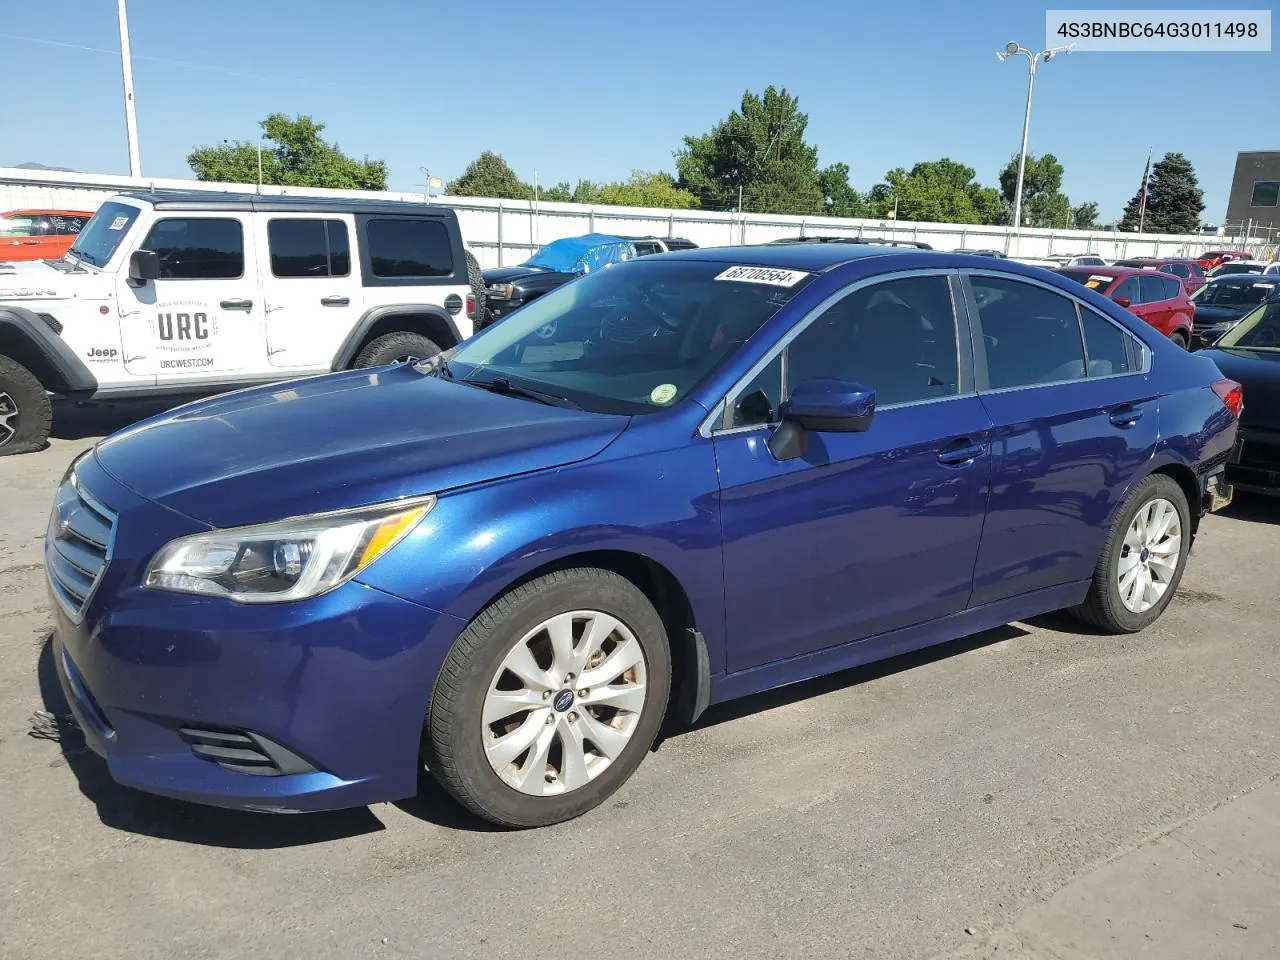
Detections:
[365, 218, 453, 279]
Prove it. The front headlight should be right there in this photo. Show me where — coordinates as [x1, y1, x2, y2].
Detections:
[145, 496, 434, 603]
[486, 283, 515, 301]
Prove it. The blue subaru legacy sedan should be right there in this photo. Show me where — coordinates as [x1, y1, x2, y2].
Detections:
[47, 245, 1242, 827]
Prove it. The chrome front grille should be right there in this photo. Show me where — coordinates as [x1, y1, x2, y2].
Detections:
[45, 471, 116, 620]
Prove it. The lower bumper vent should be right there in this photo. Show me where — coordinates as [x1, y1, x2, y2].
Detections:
[179, 727, 317, 777]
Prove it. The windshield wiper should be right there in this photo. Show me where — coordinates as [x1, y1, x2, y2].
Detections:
[462, 375, 579, 409]
[68, 248, 96, 267]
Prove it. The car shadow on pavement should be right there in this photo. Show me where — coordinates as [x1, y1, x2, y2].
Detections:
[681, 623, 1030, 736]
[34, 636, 387, 848]
[1222, 491, 1280, 526]
[50, 398, 198, 441]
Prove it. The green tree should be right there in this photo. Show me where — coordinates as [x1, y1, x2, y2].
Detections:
[541, 181, 574, 202]
[1118, 152, 1205, 234]
[818, 162, 866, 218]
[188, 114, 387, 190]
[593, 171, 699, 209]
[1071, 201, 1100, 230]
[675, 86, 825, 214]
[997, 153, 1078, 228]
[868, 159, 1001, 224]
[448, 151, 533, 200]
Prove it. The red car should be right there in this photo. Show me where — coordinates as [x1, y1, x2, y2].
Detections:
[1059, 266, 1194, 348]
[1195, 250, 1252, 271]
[0, 209, 94, 261]
[1114, 257, 1207, 296]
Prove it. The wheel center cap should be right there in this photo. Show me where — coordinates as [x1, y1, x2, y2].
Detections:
[1140, 547, 1151, 563]
[552, 689, 575, 713]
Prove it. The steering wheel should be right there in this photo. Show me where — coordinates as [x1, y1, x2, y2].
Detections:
[598, 298, 669, 343]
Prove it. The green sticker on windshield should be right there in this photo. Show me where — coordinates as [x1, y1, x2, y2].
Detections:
[650, 383, 677, 405]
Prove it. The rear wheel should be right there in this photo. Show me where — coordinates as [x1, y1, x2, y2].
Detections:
[426, 568, 672, 828]
[352, 331, 442, 368]
[0, 355, 53, 457]
[1071, 474, 1190, 633]
[1170, 331, 1188, 349]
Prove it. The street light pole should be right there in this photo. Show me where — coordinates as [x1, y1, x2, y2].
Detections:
[996, 40, 1075, 245]
[116, 0, 142, 177]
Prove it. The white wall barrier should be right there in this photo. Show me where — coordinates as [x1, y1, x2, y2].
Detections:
[2, 166, 1262, 270]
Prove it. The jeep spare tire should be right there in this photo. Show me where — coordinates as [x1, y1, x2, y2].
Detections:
[465, 249, 485, 330]
[353, 332, 442, 368]
[0, 355, 53, 456]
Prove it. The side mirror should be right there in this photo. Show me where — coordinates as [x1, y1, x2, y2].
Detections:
[768, 378, 876, 461]
[127, 249, 159, 286]
[1113, 296, 1132, 308]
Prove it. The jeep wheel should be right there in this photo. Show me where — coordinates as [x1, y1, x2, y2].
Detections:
[0, 355, 53, 456]
[353, 332, 442, 368]
[464, 249, 486, 330]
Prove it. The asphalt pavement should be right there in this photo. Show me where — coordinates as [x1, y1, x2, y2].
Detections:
[2, 402, 1279, 960]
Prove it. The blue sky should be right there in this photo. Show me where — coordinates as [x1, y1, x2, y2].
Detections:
[2, 0, 1274, 222]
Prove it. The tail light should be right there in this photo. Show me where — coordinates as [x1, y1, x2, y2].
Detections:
[465, 293, 476, 320]
[1211, 378, 1243, 418]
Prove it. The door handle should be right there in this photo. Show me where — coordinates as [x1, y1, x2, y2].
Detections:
[220, 298, 253, 310]
[1109, 406, 1144, 428]
[22, 239, 40, 245]
[937, 440, 987, 467]
[320, 295, 350, 306]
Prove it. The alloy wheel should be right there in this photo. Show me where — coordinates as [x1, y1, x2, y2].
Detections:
[482, 610, 648, 796]
[1117, 497, 1182, 614]
[0, 390, 17, 448]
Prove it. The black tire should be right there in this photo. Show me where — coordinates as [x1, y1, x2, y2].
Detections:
[352, 332, 442, 368]
[1170, 331, 1189, 350]
[1070, 474, 1191, 634]
[426, 568, 672, 828]
[0, 355, 53, 457]
[464, 249, 485, 331]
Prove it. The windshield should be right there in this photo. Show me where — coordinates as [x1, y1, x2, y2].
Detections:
[1059, 270, 1117, 293]
[446, 259, 812, 414]
[67, 201, 143, 267]
[1216, 300, 1280, 350]
[1193, 280, 1276, 306]
[1210, 262, 1263, 277]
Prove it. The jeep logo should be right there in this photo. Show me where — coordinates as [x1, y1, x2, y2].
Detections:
[85, 347, 119, 360]
[158, 312, 209, 341]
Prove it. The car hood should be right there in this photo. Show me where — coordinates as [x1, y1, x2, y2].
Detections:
[0, 258, 76, 302]
[483, 264, 574, 288]
[1193, 303, 1253, 325]
[1200, 347, 1280, 429]
[92, 365, 630, 527]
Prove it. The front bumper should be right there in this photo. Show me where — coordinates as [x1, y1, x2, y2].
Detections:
[47, 456, 466, 813]
[1228, 425, 1280, 496]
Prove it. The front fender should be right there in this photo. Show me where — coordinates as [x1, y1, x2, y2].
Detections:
[0, 305, 97, 392]
[354, 438, 728, 673]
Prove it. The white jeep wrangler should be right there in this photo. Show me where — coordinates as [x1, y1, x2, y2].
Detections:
[0, 191, 481, 455]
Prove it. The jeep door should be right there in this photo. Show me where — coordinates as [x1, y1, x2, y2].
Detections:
[117, 214, 265, 381]
[258, 214, 361, 370]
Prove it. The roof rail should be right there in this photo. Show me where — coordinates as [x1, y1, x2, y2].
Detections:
[766, 235, 934, 251]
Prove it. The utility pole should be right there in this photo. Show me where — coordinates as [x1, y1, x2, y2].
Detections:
[116, 0, 142, 177]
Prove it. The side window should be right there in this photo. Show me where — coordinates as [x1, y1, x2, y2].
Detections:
[1079, 308, 1133, 377]
[33, 216, 55, 236]
[971, 276, 1086, 389]
[366, 219, 452, 278]
[268, 219, 351, 278]
[786, 275, 960, 407]
[1188, 262, 1205, 278]
[633, 242, 662, 256]
[141, 218, 244, 280]
[1112, 277, 1139, 304]
[729, 355, 782, 428]
[1139, 274, 1169, 303]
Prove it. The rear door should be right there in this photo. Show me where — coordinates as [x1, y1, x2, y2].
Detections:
[118, 213, 265, 380]
[1138, 274, 1175, 335]
[965, 272, 1159, 606]
[258, 214, 360, 370]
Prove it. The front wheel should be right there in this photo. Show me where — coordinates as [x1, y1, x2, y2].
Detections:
[1071, 474, 1190, 633]
[426, 568, 672, 828]
[1170, 331, 1189, 350]
[0, 355, 53, 457]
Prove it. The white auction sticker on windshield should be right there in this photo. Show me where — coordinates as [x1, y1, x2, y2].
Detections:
[109, 216, 129, 230]
[714, 265, 809, 287]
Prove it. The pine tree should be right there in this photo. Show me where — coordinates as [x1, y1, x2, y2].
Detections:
[1118, 152, 1204, 234]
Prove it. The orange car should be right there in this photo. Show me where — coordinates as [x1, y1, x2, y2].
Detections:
[0, 208, 95, 262]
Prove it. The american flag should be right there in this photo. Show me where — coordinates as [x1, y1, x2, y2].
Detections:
[1137, 151, 1152, 226]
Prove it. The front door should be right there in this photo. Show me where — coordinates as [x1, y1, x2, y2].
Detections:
[258, 214, 361, 370]
[118, 213, 265, 380]
[714, 273, 992, 672]
[964, 273, 1160, 607]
